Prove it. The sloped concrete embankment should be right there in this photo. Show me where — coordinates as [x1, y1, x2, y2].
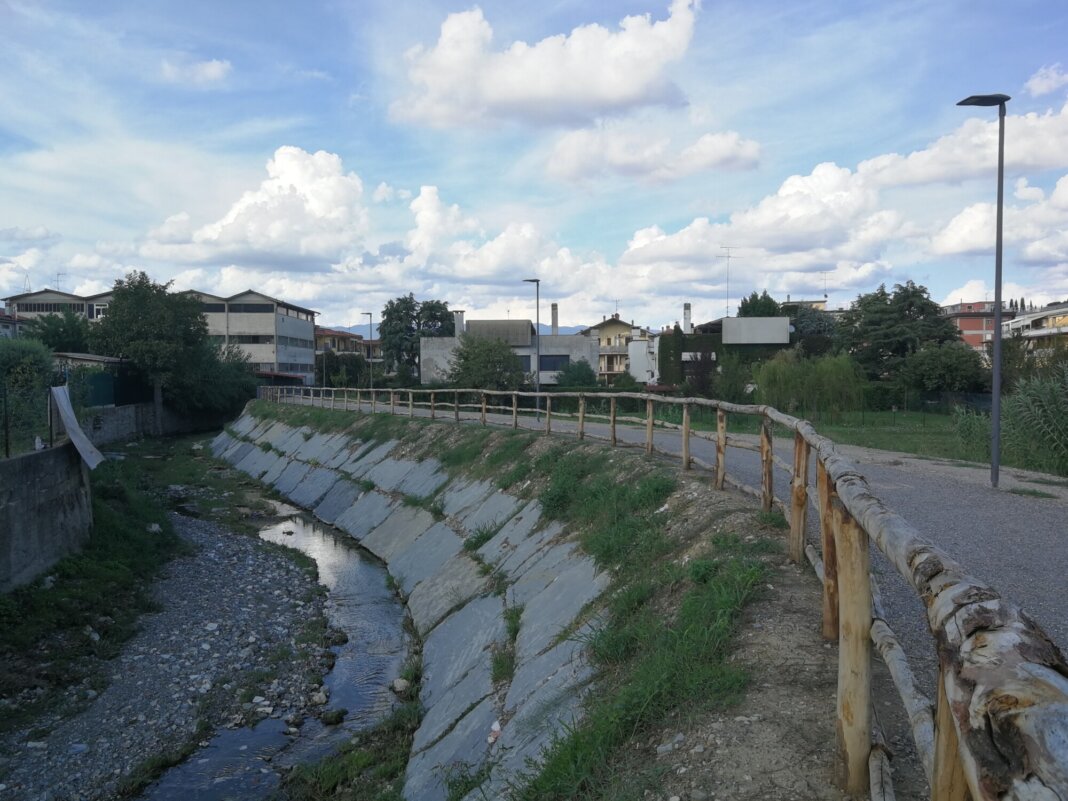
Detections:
[211, 411, 607, 801]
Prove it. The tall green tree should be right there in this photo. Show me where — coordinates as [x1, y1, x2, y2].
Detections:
[0, 338, 53, 388]
[90, 271, 256, 429]
[837, 281, 959, 379]
[379, 293, 454, 381]
[737, 290, 781, 317]
[901, 342, 987, 393]
[555, 358, 598, 388]
[22, 309, 90, 353]
[446, 335, 526, 390]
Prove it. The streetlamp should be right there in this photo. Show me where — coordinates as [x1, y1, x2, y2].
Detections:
[362, 311, 374, 393]
[522, 278, 540, 415]
[957, 92, 1010, 488]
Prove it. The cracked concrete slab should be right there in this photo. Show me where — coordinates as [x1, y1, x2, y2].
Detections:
[395, 459, 448, 499]
[387, 523, 463, 596]
[514, 556, 608, 662]
[313, 479, 362, 525]
[360, 505, 436, 562]
[406, 554, 488, 635]
[421, 595, 504, 708]
[334, 491, 396, 542]
[288, 466, 340, 509]
[403, 696, 495, 801]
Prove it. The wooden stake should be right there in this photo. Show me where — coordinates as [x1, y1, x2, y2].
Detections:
[789, 431, 810, 563]
[512, 393, 518, 429]
[371, 390, 376, 414]
[545, 396, 552, 435]
[760, 417, 773, 512]
[330, 388, 336, 410]
[356, 389, 362, 409]
[430, 391, 435, 420]
[578, 394, 586, 440]
[480, 393, 487, 425]
[645, 398, 654, 454]
[610, 397, 617, 446]
[818, 459, 839, 640]
[715, 409, 727, 490]
[833, 498, 872, 795]
[390, 391, 396, 415]
[931, 677, 970, 801]
[454, 390, 460, 423]
[409, 391, 414, 418]
[681, 403, 691, 470]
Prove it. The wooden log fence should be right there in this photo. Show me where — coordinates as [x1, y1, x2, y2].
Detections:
[265, 384, 1068, 800]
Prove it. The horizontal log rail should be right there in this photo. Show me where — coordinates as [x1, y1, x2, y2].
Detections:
[261, 384, 1068, 800]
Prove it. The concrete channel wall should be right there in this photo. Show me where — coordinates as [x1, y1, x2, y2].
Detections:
[212, 411, 608, 801]
[0, 443, 93, 593]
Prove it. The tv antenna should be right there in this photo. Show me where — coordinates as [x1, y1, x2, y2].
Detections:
[22, 274, 32, 293]
[54, 271, 67, 292]
[718, 246, 738, 317]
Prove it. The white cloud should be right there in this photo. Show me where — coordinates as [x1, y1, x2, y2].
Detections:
[548, 128, 759, 182]
[138, 146, 369, 269]
[0, 225, 59, 244]
[858, 102, 1068, 185]
[372, 182, 412, 203]
[940, 279, 1061, 309]
[1025, 64, 1068, 98]
[161, 58, 232, 86]
[403, 186, 479, 267]
[931, 173, 1068, 261]
[1014, 178, 1044, 202]
[391, 0, 697, 127]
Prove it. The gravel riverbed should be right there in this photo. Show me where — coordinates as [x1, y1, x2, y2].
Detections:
[0, 513, 333, 801]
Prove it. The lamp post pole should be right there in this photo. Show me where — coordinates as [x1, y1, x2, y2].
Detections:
[958, 93, 1010, 489]
[363, 311, 374, 393]
[523, 278, 541, 418]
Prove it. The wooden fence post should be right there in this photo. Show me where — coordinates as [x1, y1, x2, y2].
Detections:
[817, 459, 839, 640]
[480, 392, 487, 425]
[681, 403, 691, 470]
[329, 388, 335, 410]
[371, 390, 377, 414]
[454, 391, 460, 423]
[760, 417, 773, 512]
[715, 409, 727, 490]
[511, 393, 518, 429]
[390, 391, 396, 416]
[931, 678, 969, 801]
[645, 398, 654, 454]
[430, 391, 436, 420]
[356, 389, 361, 409]
[832, 498, 872, 795]
[789, 431, 810, 563]
[409, 391, 414, 418]
[544, 396, 552, 435]
[578, 394, 586, 440]
[610, 397, 617, 446]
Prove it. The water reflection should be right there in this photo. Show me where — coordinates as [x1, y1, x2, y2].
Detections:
[140, 514, 407, 800]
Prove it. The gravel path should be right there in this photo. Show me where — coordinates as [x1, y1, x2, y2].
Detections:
[0, 514, 330, 801]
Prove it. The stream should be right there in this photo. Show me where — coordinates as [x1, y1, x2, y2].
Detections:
[140, 510, 408, 800]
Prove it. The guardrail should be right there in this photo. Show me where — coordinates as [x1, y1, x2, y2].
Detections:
[260, 384, 1068, 800]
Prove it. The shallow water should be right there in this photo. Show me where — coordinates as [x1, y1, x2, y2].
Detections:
[141, 514, 407, 800]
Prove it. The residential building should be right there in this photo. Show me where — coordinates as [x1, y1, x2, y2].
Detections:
[3, 287, 319, 385]
[627, 331, 660, 384]
[942, 300, 1015, 352]
[1002, 302, 1068, 349]
[580, 310, 652, 384]
[419, 309, 599, 386]
[315, 326, 383, 367]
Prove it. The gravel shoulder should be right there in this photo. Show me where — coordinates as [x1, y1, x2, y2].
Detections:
[0, 513, 332, 801]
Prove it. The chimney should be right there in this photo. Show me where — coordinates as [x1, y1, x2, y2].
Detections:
[683, 302, 692, 334]
[551, 303, 559, 335]
[453, 310, 465, 334]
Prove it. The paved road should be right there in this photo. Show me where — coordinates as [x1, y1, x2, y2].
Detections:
[287, 395, 1066, 691]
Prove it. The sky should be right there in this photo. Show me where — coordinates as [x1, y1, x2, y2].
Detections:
[1, 0, 1068, 331]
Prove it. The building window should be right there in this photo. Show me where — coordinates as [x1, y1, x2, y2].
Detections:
[201, 303, 226, 313]
[17, 302, 86, 314]
[229, 303, 274, 313]
[232, 334, 275, 344]
[517, 355, 531, 372]
[539, 354, 570, 371]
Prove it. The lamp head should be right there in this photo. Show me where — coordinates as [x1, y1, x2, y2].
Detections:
[957, 93, 1011, 107]
[522, 278, 540, 284]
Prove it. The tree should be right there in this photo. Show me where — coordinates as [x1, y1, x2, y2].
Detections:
[837, 281, 959, 379]
[0, 338, 53, 389]
[90, 271, 255, 429]
[379, 293, 454, 380]
[22, 309, 90, 352]
[315, 351, 367, 388]
[738, 290, 781, 317]
[901, 342, 987, 393]
[555, 359, 598, 388]
[446, 335, 526, 390]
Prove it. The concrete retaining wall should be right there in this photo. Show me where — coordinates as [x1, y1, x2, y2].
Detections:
[68, 403, 232, 447]
[213, 411, 608, 801]
[0, 443, 93, 592]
